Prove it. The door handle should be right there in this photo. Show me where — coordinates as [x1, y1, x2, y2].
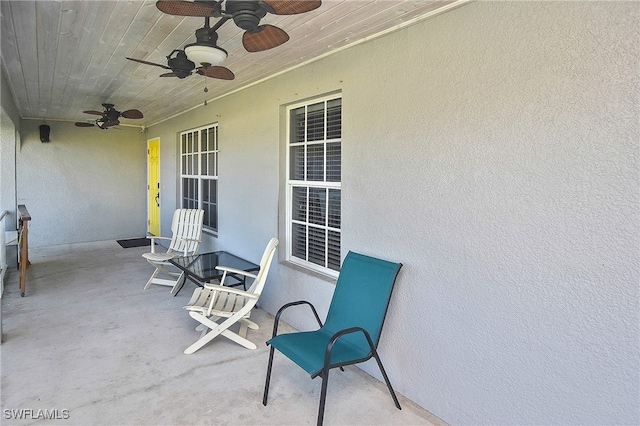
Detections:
[155, 192, 160, 207]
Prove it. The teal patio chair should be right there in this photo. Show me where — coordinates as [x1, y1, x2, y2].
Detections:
[262, 251, 403, 426]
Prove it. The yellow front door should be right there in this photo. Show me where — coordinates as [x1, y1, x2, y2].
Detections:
[147, 138, 160, 236]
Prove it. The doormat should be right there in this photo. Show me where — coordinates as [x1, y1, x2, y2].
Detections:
[117, 238, 152, 249]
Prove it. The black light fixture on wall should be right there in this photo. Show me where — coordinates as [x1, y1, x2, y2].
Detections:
[39, 124, 50, 143]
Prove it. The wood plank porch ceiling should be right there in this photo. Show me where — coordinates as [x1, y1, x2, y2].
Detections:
[1, 0, 465, 127]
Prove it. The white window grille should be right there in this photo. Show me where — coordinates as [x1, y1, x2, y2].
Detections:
[286, 95, 342, 275]
[180, 124, 218, 233]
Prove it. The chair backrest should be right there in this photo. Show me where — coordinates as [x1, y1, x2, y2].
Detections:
[246, 238, 279, 296]
[168, 209, 204, 256]
[323, 251, 402, 349]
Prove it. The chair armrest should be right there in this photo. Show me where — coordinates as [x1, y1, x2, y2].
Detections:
[328, 327, 373, 346]
[215, 266, 258, 280]
[269, 301, 324, 339]
[147, 236, 172, 253]
[203, 282, 259, 299]
[322, 327, 376, 372]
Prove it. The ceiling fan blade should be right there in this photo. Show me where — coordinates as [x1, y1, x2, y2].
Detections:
[243, 24, 289, 52]
[121, 109, 144, 119]
[197, 66, 235, 80]
[260, 0, 321, 15]
[75, 122, 95, 127]
[156, 0, 217, 16]
[103, 120, 120, 127]
[159, 72, 180, 77]
[126, 57, 171, 70]
[82, 110, 103, 116]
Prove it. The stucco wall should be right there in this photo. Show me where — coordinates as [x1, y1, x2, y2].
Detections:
[2, 69, 20, 222]
[1, 69, 21, 266]
[1, 109, 16, 231]
[1, 68, 20, 128]
[147, 2, 639, 424]
[16, 120, 147, 247]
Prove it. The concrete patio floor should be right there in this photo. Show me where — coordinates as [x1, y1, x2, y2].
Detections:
[1, 240, 445, 425]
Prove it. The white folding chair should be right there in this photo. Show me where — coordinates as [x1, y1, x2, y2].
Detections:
[183, 238, 278, 354]
[142, 209, 204, 294]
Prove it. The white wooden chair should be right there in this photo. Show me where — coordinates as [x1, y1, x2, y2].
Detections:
[183, 238, 278, 354]
[142, 209, 204, 294]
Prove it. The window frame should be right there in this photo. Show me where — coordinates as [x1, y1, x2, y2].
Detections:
[285, 94, 342, 277]
[179, 124, 219, 234]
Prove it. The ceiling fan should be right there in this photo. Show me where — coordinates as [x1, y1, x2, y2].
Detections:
[127, 1, 320, 81]
[74, 103, 144, 130]
[126, 48, 235, 81]
[155, 0, 322, 52]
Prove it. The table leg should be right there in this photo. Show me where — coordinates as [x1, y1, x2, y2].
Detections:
[170, 272, 186, 296]
[172, 273, 204, 297]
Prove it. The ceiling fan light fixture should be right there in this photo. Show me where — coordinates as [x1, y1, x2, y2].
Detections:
[184, 44, 228, 67]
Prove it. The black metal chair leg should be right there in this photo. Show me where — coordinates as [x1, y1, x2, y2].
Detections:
[372, 351, 401, 410]
[263, 346, 276, 406]
[317, 370, 330, 426]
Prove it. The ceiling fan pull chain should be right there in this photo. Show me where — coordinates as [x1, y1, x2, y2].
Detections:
[204, 70, 209, 106]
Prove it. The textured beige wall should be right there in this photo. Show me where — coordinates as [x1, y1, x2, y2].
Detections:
[1, 109, 17, 226]
[1, 70, 20, 235]
[1, 69, 20, 128]
[2, 71, 21, 267]
[17, 120, 147, 247]
[147, 2, 639, 424]
[1, 109, 18, 270]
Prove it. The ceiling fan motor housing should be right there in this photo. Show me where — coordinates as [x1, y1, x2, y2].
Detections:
[168, 50, 196, 78]
[194, 26, 218, 45]
[105, 109, 120, 122]
[226, 1, 266, 31]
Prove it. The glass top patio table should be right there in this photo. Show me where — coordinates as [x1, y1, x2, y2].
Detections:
[169, 251, 259, 295]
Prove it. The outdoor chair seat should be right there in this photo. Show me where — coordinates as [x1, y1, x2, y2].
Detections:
[142, 251, 174, 262]
[268, 329, 372, 376]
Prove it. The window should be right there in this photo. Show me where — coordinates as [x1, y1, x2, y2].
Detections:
[286, 95, 342, 275]
[180, 124, 218, 233]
